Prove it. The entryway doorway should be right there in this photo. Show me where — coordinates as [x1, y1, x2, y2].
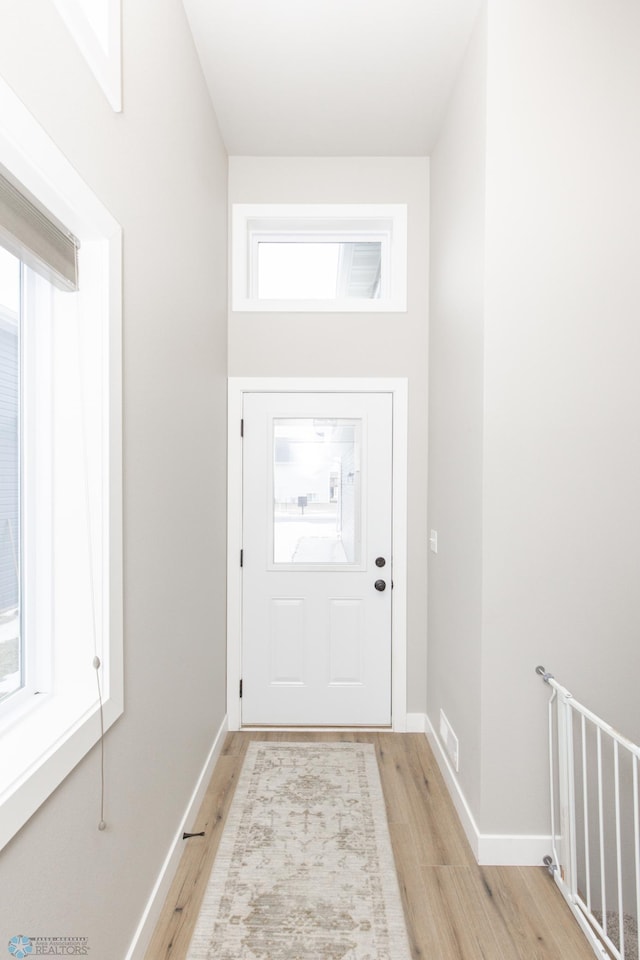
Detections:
[227, 378, 408, 730]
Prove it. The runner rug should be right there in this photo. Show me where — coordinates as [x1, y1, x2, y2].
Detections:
[187, 741, 413, 960]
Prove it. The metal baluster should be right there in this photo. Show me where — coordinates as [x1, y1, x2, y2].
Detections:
[614, 741, 624, 957]
[582, 714, 592, 911]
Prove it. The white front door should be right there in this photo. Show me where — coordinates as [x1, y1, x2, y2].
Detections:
[241, 392, 393, 726]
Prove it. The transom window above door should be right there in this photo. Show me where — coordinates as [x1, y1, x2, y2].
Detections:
[231, 204, 407, 312]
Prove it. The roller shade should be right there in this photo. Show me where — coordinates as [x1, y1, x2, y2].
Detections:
[0, 164, 79, 292]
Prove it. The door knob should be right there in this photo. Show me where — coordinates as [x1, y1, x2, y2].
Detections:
[374, 579, 386, 592]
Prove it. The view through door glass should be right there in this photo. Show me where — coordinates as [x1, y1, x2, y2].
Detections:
[273, 418, 361, 564]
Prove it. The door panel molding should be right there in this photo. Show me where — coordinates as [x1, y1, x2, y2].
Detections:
[227, 377, 408, 731]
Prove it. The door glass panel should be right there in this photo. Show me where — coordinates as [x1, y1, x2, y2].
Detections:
[273, 418, 361, 564]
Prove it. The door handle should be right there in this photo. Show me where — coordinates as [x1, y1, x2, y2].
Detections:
[374, 579, 386, 592]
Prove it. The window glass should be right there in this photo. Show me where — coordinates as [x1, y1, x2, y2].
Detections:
[257, 241, 382, 300]
[0, 247, 21, 704]
[273, 418, 361, 564]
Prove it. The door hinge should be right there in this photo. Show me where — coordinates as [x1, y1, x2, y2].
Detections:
[239, 679, 243, 698]
[240, 549, 244, 567]
[240, 418, 244, 437]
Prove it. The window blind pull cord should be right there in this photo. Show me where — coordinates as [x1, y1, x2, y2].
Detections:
[76, 299, 107, 833]
[93, 655, 106, 831]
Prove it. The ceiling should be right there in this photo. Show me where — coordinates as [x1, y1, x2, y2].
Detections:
[181, 0, 483, 156]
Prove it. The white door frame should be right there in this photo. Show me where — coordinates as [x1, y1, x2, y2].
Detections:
[227, 377, 408, 731]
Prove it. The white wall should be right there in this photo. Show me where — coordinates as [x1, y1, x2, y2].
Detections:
[429, 0, 640, 849]
[228, 156, 429, 713]
[428, 7, 487, 819]
[0, 1, 228, 956]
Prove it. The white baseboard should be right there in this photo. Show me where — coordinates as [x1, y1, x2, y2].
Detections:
[125, 713, 229, 960]
[476, 831, 552, 866]
[422, 713, 552, 866]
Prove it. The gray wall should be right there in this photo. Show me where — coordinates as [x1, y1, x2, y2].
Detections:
[481, 0, 640, 834]
[429, 0, 640, 839]
[428, 7, 487, 820]
[228, 156, 430, 713]
[0, 1, 228, 956]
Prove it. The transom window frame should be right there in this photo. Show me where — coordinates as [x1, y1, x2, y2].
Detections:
[231, 203, 408, 313]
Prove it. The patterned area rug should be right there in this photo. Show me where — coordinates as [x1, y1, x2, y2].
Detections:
[187, 741, 412, 960]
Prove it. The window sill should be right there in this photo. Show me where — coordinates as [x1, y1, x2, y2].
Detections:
[232, 297, 408, 313]
[0, 687, 122, 849]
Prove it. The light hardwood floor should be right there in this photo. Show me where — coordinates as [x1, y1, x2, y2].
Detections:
[145, 732, 595, 960]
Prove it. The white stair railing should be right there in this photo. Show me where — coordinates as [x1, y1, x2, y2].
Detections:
[537, 666, 640, 960]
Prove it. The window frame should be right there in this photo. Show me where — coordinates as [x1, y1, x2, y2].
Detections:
[0, 76, 123, 851]
[232, 203, 408, 313]
[52, 0, 122, 112]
